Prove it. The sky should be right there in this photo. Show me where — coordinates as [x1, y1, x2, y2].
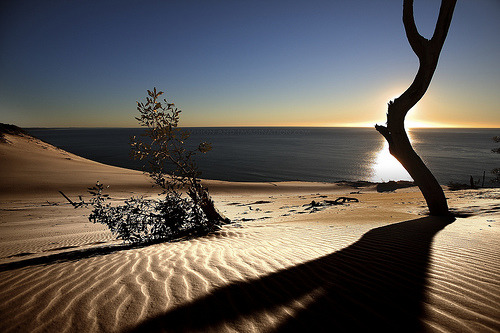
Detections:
[1, 0, 499, 128]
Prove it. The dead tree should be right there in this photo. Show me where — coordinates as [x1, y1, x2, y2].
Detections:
[375, 0, 456, 216]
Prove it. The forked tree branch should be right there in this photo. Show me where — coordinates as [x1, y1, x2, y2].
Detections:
[377, 0, 457, 130]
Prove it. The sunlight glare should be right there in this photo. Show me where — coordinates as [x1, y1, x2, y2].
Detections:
[371, 140, 413, 183]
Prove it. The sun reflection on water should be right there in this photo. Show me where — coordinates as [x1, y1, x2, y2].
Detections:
[370, 134, 413, 183]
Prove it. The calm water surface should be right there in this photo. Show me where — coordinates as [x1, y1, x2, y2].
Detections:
[27, 127, 500, 186]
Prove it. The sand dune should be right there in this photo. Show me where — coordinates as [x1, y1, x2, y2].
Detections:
[0, 132, 499, 332]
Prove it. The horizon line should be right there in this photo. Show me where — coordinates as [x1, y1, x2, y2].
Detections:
[21, 125, 500, 130]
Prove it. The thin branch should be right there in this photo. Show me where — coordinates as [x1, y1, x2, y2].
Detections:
[59, 191, 76, 206]
[431, 0, 457, 49]
[375, 124, 392, 145]
[402, 0, 428, 59]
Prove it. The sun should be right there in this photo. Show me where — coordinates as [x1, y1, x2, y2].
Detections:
[371, 140, 412, 182]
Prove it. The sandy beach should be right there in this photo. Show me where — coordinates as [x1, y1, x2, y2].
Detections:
[0, 131, 499, 332]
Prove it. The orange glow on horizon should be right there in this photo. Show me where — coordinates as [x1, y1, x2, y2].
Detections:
[180, 120, 500, 129]
[327, 120, 492, 129]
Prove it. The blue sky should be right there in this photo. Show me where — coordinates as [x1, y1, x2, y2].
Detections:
[1, 0, 499, 127]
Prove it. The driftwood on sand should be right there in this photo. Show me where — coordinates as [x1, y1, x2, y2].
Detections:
[304, 197, 359, 212]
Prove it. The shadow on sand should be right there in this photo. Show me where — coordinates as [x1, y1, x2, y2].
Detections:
[129, 216, 454, 332]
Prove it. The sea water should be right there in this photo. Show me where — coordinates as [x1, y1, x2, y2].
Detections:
[26, 127, 500, 186]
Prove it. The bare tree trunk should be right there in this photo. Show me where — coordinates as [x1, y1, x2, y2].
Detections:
[375, 0, 456, 216]
[188, 184, 230, 225]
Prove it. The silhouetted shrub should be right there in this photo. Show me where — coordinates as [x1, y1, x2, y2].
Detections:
[130, 88, 212, 193]
[87, 88, 228, 244]
[88, 183, 212, 243]
[0, 123, 29, 143]
[447, 181, 472, 191]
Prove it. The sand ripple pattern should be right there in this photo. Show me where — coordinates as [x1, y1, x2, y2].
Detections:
[0, 223, 361, 332]
[422, 218, 500, 332]
[0, 217, 498, 332]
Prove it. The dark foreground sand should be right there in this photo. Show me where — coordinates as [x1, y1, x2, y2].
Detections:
[0, 132, 499, 332]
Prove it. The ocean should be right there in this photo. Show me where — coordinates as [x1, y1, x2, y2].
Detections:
[26, 127, 500, 186]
